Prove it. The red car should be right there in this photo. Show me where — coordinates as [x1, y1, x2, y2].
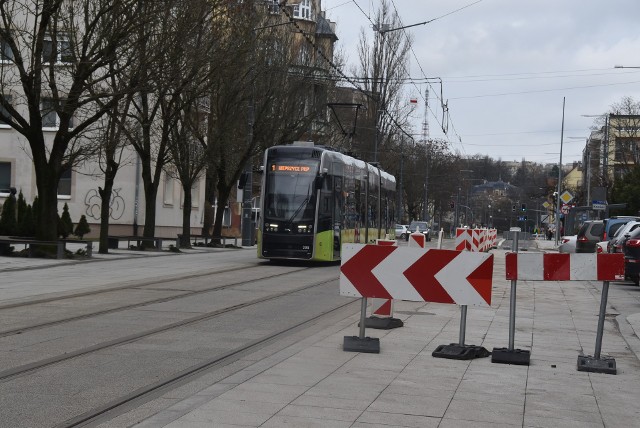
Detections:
[621, 228, 640, 286]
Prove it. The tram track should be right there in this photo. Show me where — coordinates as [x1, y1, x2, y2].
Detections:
[0, 265, 311, 337]
[58, 297, 358, 428]
[0, 262, 265, 311]
[0, 272, 331, 382]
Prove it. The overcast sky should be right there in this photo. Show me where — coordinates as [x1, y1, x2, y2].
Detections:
[321, 0, 640, 165]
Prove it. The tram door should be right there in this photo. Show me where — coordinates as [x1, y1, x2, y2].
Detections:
[332, 169, 345, 259]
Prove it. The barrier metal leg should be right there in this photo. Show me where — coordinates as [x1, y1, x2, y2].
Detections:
[492, 279, 531, 365]
[344, 297, 380, 353]
[577, 281, 616, 374]
[492, 229, 530, 365]
[432, 305, 490, 360]
[459, 305, 467, 345]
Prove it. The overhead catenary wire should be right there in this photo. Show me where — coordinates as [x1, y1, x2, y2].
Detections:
[278, 1, 416, 143]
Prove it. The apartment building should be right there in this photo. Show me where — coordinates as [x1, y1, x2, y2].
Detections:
[0, 0, 337, 239]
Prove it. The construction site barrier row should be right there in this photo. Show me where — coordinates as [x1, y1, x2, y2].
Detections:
[455, 228, 497, 252]
[339, 231, 626, 374]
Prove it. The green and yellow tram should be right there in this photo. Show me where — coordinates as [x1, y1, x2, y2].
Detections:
[258, 142, 396, 261]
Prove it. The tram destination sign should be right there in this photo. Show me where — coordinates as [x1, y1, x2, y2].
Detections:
[271, 164, 312, 173]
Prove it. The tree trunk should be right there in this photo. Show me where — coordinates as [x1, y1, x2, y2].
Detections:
[142, 185, 157, 241]
[180, 182, 192, 248]
[34, 164, 59, 242]
[139, 152, 160, 249]
[98, 160, 118, 254]
[201, 167, 215, 237]
[212, 177, 233, 245]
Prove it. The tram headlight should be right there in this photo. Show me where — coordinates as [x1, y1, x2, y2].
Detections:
[266, 223, 279, 232]
[297, 224, 313, 233]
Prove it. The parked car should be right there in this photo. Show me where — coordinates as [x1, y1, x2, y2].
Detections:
[621, 228, 640, 286]
[608, 221, 640, 253]
[558, 235, 577, 253]
[576, 220, 604, 253]
[406, 221, 431, 241]
[395, 224, 409, 240]
[603, 216, 640, 241]
[596, 241, 607, 253]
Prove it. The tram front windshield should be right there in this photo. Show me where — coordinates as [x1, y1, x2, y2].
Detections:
[264, 160, 319, 225]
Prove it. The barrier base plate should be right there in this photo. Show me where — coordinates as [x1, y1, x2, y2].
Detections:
[432, 343, 490, 360]
[491, 347, 531, 365]
[343, 336, 380, 354]
[361, 316, 404, 330]
[577, 355, 616, 375]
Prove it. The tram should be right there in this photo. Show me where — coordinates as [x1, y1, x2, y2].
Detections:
[257, 142, 396, 261]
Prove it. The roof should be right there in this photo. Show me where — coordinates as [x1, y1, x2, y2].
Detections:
[316, 13, 338, 41]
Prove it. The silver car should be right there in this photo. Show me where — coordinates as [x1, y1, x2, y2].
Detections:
[395, 224, 409, 240]
[558, 235, 577, 253]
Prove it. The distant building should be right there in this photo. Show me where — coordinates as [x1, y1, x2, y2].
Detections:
[582, 114, 640, 193]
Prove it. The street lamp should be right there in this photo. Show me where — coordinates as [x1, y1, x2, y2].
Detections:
[455, 170, 473, 229]
[555, 97, 566, 245]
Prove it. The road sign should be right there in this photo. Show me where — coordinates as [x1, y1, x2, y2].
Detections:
[542, 201, 551, 209]
[340, 244, 494, 307]
[540, 214, 550, 224]
[561, 204, 570, 214]
[592, 200, 607, 211]
[560, 191, 574, 204]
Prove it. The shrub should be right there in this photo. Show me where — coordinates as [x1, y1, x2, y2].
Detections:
[0, 193, 17, 235]
[74, 215, 91, 239]
[58, 203, 73, 239]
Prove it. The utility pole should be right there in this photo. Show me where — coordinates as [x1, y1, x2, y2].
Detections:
[555, 97, 565, 245]
[423, 88, 429, 223]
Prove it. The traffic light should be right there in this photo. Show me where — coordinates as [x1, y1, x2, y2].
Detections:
[521, 203, 526, 212]
[512, 204, 516, 212]
[450, 201, 455, 209]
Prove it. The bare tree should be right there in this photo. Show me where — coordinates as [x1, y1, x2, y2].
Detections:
[119, 0, 223, 245]
[352, 0, 412, 164]
[169, 98, 209, 248]
[0, 0, 145, 241]
[203, 3, 332, 242]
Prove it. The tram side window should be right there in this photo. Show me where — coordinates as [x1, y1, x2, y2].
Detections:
[333, 176, 344, 227]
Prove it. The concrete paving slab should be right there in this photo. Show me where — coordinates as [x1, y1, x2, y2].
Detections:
[5, 245, 640, 428]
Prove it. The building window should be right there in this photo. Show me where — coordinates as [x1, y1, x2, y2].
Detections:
[43, 35, 73, 64]
[298, 44, 311, 65]
[0, 161, 11, 195]
[266, 0, 279, 14]
[191, 180, 200, 208]
[41, 98, 59, 128]
[58, 168, 71, 198]
[293, 0, 312, 20]
[181, 180, 200, 209]
[0, 33, 14, 62]
[163, 173, 174, 205]
[0, 95, 11, 127]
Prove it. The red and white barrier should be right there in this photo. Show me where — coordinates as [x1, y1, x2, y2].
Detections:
[506, 253, 624, 281]
[455, 228, 473, 251]
[371, 238, 397, 318]
[488, 229, 497, 249]
[457, 228, 496, 252]
[340, 244, 494, 307]
[408, 231, 426, 248]
[473, 229, 485, 252]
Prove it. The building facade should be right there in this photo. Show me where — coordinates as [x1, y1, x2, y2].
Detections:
[0, 0, 336, 239]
